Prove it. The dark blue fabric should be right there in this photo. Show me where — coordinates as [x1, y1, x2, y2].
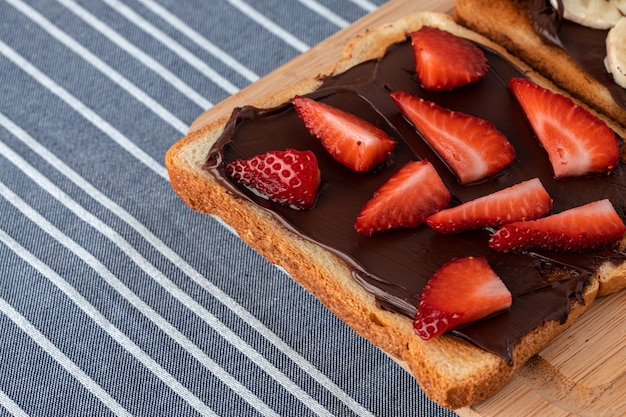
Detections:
[0, 1, 458, 416]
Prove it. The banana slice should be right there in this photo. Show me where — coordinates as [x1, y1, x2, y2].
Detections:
[605, 17, 626, 88]
[550, 0, 625, 29]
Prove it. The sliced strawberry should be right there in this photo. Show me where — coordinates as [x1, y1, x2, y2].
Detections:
[391, 91, 515, 184]
[354, 160, 451, 236]
[292, 95, 396, 172]
[489, 199, 626, 252]
[427, 178, 553, 233]
[225, 148, 321, 210]
[410, 26, 488, 91]
[413, 256, 512, 340]
[509, 78, 619, 179]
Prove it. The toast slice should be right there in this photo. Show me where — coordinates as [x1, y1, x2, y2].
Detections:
[453, 0, 626, 134]
[165, 11, 620, 409]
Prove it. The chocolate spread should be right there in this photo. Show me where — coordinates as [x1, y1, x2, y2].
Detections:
[205, 39, 626, 363]
[527, 0, 626, 108]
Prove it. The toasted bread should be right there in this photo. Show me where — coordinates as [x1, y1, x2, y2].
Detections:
[165, 11, 621, 409]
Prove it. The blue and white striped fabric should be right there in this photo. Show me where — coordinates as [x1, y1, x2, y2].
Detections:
[0, 1, 458, 416]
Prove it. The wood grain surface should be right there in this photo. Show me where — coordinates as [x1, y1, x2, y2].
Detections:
[187, 1, 626, 416]
[460, 290, 625, 417]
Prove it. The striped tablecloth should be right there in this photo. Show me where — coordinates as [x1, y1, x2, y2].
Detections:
[0, 1, 458, 416]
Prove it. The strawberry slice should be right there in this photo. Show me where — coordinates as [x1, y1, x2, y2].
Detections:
[413, 256, 512, 340]
[292, 95, 396, 172]
[427, 178, 553, 233]
[509, 78, 619, 179]
[354, 160, 451, 236]
[489, 199, 626, 253]
[410, 26, 488, 91]
[225, 148, 321, 210]
[391, 91, 516, 184]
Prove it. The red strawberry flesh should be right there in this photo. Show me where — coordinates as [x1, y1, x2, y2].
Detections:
[391, 91, 515, 184]
[410, 26, 488, 91]
[413, 256, 512, 340]
[427, 178, 553, 233]
[225, 148, 321, 210]
[489, 199, 626, 253]
[292, 95, 396, 172]
[509, 78, 619, 179]
[354, 160, 451, 236]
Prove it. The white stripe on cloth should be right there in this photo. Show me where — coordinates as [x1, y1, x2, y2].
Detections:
[6, 0, 189, 135]
[0, 217, 219, 417]
[0, 40, 169, 180]
[54, 0, 213, 109]
[0, 296, 133, 417]
[226, 0, 310, 53]
[0, 148, 321, 417]
[1, 4, 375, 415]
[0, 387, 30, 417]
[0, 183, 258, 417]
[349, 0, 379, 13]
[133, 0, 260, 83]
[0, 112, 377, 417]
[297, 0, 350, 28]
[102, 0, 244, 93]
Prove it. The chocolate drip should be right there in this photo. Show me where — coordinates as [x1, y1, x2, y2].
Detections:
[527, 0, 564, 48]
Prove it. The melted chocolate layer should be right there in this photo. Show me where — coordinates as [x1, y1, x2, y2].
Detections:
[205, 39, 626, 363]
[528, 0, 626, 108]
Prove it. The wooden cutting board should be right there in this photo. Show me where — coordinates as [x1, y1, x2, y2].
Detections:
[188, 1, 626, 415]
